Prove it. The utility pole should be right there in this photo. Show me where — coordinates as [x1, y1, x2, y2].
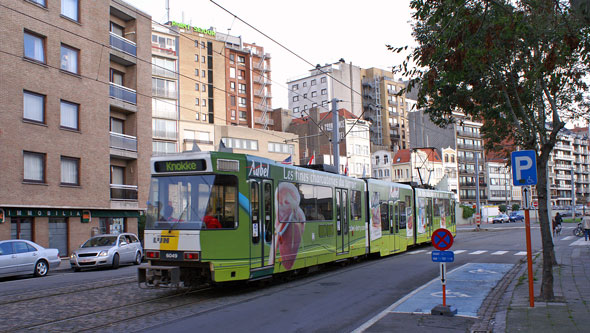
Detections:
[572, 169, 576, 221]
[475, 153, 481, 228]
[332, 99, 340, 174]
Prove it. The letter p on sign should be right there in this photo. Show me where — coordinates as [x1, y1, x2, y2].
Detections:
[511, 150, 538, 186]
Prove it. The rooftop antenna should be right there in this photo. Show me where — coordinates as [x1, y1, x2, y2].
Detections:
[165, 0, 170, 23]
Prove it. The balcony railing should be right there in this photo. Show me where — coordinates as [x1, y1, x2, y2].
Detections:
[255, 117, 274, 125]
[151, 45, 176, 57]
[110, 32, 136, 57]
[152, 87, 176, 99]
[456, 130, 481, 138]
[110, 184, 138, 200]
[152, 66, 178, 79]
[110, 83, 137, 105]
[110, 132, 137, 152]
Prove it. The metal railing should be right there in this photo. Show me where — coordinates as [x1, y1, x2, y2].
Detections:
[151, 87, 176, 99]
[152, 66, 178, 79]
[109, 132, 137, 152]
[255, 117, 274, 125]
[109, 83, 136, 105]
[110, 32, 136, 56]
[151, 45, 176, 56]
[110, 184, 138, 200]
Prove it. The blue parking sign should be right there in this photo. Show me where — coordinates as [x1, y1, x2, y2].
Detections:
[511, 150, 537, 186]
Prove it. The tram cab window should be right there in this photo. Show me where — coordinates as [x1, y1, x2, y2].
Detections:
[146, 175, 237, 230]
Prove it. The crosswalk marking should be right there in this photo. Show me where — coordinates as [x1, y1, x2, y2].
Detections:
[562, 236, 574, 241]
[469, 250, 488, 255]
[514, 251, 527, 256]
[491, 251, 508, 255]
[453, 250, 466, 254]
[409, 250, 426, 254]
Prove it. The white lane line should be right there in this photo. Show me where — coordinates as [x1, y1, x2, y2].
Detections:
[351, 264, 471, 333]
[562, 236, 574, 241]
[569, 238, 590, 246]
[469, 250, 488, 255]
[514, 251, 527, 256]
[491, 251, 508, 255]
[453, 250, 467, 254]
[408, 250, 426, 255]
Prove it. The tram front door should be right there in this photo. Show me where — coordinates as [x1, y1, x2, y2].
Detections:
[250, 180, 274, 271]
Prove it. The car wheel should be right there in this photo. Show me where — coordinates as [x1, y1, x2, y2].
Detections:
[34, 260, 49, 277]
[73, 267, 81, 272]
[112, 253, 120, 269]
[133, 252, 141, 265]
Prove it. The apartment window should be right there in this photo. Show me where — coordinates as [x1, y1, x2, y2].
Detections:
[268, 142, 294, 154]
[110, 117, 123, 134]
[229, 54, 235, 63]
[202, 55, 206, 63]
[195, 69, 199, 77]
[201, 41, 206, 48]
[321, 89, 327, 95]
[231, 110, 236, 120]
[292, 84, 298, 91]
[23, 91, 45, 123]
[110, 22, 124, 37]
[239, 111, 247, 120]
[303, 105, 308, 110]
[303, 82, 307, 87]
[311, 79, 316, 86]
[195, 112, 200, 120]
[195, 83, 199, 91]
[230, 95, 236, 106]
[230, 82, 236, 91]
[110, 69, 123, 85]
[202, 84, 206, 92]
[321, 77, 327, 83]
[322, 100, 328, 106]
[238, 56, 245, 64]
[238, 83, 246, 94]
[28, 0, 46, 6]
[239, 97, 247, 107]
[23, 31, 45, 63]
[23, 151, 45, 183]
[202, 99, 207, 107]
[293, 107, 299, 113]
[293, 96, 299, 102]
[152, 119, 177, 140]
[61, 0, 79, 22]
[202, 70, 206, 77]
[238, 70, 245, 80]
[222, 137, 258, 151]
[195, 97, 200, 106]
[60, 100, 79, 130]
[303, 93, 307, 98]
[311, 91, 317, 97]
[312, 103, 317, 108]
[61, 156, 79, 185]
[230, 67, 236, 78]
[195, 54, 199, 62]
[60, 44, 80, 74]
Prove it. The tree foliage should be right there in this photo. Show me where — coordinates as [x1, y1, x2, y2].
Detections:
[393, 0, 589, 300]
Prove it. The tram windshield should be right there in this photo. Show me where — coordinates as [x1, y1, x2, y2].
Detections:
[146, 174, 237, 230]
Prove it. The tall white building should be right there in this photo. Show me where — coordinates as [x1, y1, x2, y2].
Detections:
[287, 59, 362, 119]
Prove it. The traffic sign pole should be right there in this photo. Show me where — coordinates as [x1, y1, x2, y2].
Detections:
[441, 263, 447, 306]
[524, 206, 535, 308]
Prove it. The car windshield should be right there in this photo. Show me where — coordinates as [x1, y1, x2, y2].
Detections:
[145, 174, 237, 230]
[82, 236, 117, 248]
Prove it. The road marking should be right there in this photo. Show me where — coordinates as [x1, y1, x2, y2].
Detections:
[569, 238, 590, 246]
[562, 236, 574, 241]
[408, 250, 426, 254]
[491, 251, 508, 255]
[469, 250, 488, 255]
[453, 250, 467, 254]
[514, 251, 527, 256]
[431, 290, 471, 298]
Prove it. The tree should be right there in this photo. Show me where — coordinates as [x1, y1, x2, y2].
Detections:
[499, 204, 507, 213]
[394, 0, 589, 300]
[512, 203, 521, 211]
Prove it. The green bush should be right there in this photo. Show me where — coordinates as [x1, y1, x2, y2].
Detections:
[499, 204, 507, 213]
[462, 205, 475, 219]
[512, 203, 520, 211]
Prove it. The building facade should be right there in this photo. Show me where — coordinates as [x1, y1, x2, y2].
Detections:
[287, 59, 362, 119]
[0, 0, 151, 256]
[361, 68, 410, 152]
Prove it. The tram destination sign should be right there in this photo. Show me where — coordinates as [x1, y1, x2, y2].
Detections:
[155, 159, 206, 173]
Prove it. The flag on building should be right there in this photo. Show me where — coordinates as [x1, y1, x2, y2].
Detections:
[282, 155, 293, 165]
[308, 154, 315, 165]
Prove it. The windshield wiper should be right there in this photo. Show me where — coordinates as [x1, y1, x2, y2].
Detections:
[168, 203, 189, 232]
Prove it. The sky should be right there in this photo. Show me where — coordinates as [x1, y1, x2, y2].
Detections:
[124, 0, 417, 109]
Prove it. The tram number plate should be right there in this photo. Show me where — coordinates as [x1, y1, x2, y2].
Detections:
[161, 251, 183, 261]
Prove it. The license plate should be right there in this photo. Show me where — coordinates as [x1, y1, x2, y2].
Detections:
[161, 251, 183, 261]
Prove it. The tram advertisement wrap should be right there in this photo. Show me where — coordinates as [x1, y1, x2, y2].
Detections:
[370, 192, 382, 240]
[273, 182, 306, 270]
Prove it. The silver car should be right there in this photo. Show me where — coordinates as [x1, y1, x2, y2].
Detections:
[70, 233, 143, 271]
[0, 240, 61, 278]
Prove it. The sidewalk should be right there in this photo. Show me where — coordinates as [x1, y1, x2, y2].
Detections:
[498, 237, 590, 332]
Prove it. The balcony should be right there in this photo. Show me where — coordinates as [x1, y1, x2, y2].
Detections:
[109, 83, 137, 113]
[110, 132, 138, 159]
[151, 45, 176, 57]
[254, 75, 270, 85]
[255, 117, 274, 126]
[555, 154, 575, 161]
[110, 33, 136, 66]
[553, 164, 571, 170]
[254, 103, 272, 112]
[110, 184, 138, 201]
[555, 174, 570, 180]
[456, 130, 481, 138]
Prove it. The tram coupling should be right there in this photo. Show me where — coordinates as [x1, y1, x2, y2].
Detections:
[138, 264, 181, 288]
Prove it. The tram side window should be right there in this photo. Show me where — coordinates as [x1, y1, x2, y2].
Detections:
[278, 182, 332, 222]
[398, 202, 407, 230]
[208, 176, 238, 229]
[350, 190, 362, 220]
[434, 198, 442, 218]
[380, 202, 389, 231]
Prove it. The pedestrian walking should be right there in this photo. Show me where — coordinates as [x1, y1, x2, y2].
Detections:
[583, 212, 590, 241]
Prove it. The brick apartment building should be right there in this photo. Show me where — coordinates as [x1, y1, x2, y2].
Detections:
[0, 0, 151, 256]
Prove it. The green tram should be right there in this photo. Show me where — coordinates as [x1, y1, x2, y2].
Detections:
[138, 151, 456, 287]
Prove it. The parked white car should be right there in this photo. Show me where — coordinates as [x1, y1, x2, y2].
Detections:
[70, 233, 143, 271]
[0, 240, 61, 278]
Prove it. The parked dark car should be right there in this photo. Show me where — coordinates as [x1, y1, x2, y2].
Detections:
[509, 212, 524, 222]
